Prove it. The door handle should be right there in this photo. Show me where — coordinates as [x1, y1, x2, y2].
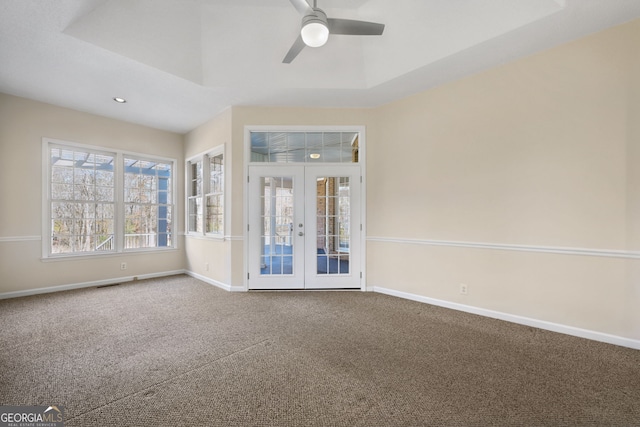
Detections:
[298, 232, 304, 236]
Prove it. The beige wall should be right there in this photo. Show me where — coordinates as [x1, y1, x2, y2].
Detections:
[627, 21, 640, 338]
[183, 108, 233, 286]
[0, 94, 185, 293]
[367, 20, 640, 340]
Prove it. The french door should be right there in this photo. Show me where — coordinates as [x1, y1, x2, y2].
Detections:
[248, 165, 361, 290]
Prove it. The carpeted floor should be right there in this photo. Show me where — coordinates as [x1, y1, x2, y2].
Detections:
[0, 274, 638, 426]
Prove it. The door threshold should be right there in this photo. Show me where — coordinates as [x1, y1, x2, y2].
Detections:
[247, 288, 362, 292]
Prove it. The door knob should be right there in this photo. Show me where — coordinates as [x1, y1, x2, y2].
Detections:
[298, 232, 304, 236]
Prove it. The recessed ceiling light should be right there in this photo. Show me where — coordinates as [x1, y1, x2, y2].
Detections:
[310, 153, 321, 159]
[113, 97, 127, 103]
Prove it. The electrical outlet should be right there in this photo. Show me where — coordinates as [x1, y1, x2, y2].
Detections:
[120, 262, 127, 270]
[459, 284, 468, 295]
[205, 263, 210, 271]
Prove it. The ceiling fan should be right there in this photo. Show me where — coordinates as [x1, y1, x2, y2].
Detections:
[283, 0, 385, 64]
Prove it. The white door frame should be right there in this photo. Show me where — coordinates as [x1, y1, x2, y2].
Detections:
[243, 125, 367, 292]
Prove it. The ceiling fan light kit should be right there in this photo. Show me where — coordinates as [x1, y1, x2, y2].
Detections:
[284, 0, 385, 63]
[301, 9, 329, 47]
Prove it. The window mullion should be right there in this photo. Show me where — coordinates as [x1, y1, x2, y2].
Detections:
[202, 155, 210, 236]
[42, 140, 51, 258]
[114, 152, 124, 253]
[186, 161, 192, 234]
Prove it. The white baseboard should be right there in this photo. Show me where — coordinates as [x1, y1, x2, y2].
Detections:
[184, 271, 234, 292]
[373, 286, 640, 351]
[0, 270, 186, 300]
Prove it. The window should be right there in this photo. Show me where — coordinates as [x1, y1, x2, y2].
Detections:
[124, 157, 173, 249]
[250, 131, 359, 163]
[49, 146, 115, 254]
[45, 140, 175, 257]
[186, 146, 224, 237]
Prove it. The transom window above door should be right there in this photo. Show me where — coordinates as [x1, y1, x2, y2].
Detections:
[250, 131, 359, 163]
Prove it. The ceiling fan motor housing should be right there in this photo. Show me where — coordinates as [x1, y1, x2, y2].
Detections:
[302, 7, 328, 26]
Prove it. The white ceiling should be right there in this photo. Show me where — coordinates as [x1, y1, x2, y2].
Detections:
[1, 0, 640, 134]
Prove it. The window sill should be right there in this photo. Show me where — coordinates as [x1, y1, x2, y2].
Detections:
[185, 233, 226, 241]
[41, 247, 179, 262]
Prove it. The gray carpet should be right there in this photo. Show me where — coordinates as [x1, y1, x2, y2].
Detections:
[0, 275, 638, 426]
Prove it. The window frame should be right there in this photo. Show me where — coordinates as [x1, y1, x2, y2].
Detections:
[186, 158, 203, 234]
[185, 145, 225, 239]
[42, 138, 177, 259]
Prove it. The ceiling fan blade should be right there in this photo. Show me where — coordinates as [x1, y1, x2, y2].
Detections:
[283, 35, 306, 64]
[289, 0, 312, 15]
[327, 18, 385, 36]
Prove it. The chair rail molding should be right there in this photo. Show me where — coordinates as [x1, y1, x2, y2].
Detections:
[366, 236, 640, 260]
[0, 236, 42, 242]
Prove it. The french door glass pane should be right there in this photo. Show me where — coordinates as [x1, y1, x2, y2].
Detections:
[260, 176, 294, 275]
[316, 177, 350, 275]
